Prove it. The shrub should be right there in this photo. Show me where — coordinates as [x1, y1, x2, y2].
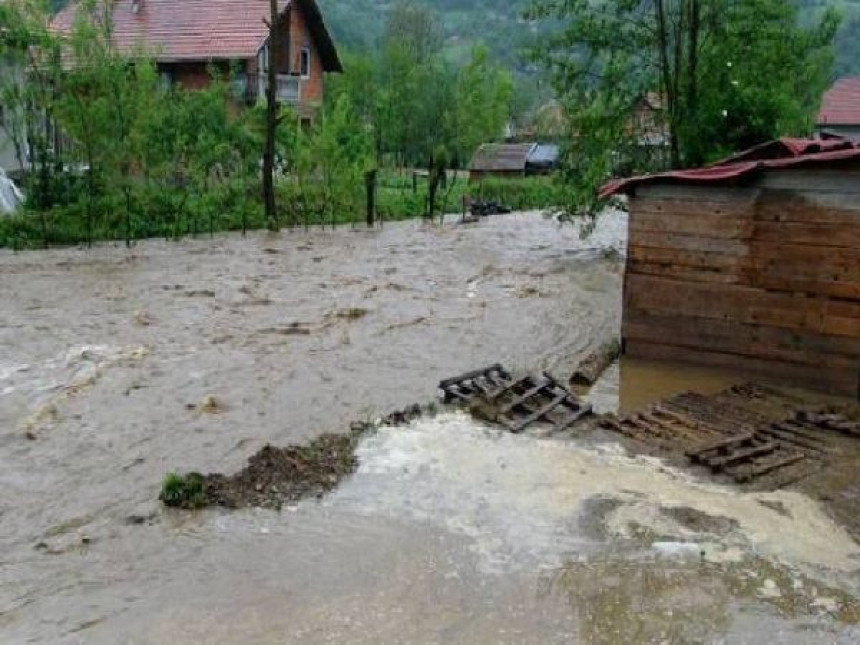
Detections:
[160, 472, 208, 509]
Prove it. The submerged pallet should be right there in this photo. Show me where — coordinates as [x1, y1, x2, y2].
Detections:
[440, 365, 593, 434]
[600, 388, 860, 487]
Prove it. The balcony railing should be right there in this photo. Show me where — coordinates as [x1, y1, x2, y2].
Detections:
[256, 74, 301, 105]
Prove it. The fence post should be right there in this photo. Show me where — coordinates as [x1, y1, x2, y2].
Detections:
[365, 169, 377, 227]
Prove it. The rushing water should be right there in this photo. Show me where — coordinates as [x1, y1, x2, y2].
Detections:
[1, 212, 858, 643]
[0, 168, 22, 215]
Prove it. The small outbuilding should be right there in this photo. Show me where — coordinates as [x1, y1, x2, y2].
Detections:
[469, 143, 559, 181]
[816, 77, 860, 141]
[602, 138, 860, 397]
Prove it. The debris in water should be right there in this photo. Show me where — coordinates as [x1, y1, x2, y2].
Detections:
[194, 395, 225, 415]
[439, 364, 593, 434]
[133, 310, 156, 327]
[600, 386, 860, 490]
[331, 307, 370, 321]
[570, 339, 621, 387]
[185, 289, 216, 298]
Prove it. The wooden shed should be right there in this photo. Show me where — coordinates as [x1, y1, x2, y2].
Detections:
[468, 143, 559, 182]
[601, 138, 860, 397]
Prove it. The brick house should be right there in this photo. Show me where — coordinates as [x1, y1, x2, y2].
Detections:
[52, 0, 342, 121]
[816, 77, 860, 142]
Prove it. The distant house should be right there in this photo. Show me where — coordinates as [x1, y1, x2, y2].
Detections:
[51, 0, 343, 122]
[602, 137, 860, 396]
[469, 143, 559, 181]
[816, 77, 860, 141]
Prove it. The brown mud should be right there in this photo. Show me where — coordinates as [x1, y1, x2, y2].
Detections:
[165, 405, 427, 510]
[202, 434, 360, 509]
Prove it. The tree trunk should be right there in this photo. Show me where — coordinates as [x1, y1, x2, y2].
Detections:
[685, 0, 702, 166]
[262, 0, 282, 231]
[365, 169, 377, 227]
[655, 0, 681, 168]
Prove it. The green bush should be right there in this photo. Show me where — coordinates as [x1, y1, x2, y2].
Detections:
[160, 472, 208, 509]
[471, 176, 560, 211]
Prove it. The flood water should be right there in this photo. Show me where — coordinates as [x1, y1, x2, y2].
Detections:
[1, 212, 858, 643]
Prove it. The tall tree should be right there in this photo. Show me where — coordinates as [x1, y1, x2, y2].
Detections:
[383, 1, 443, 64]
[261, 0, 284, 231]
[0, 0, 64, 227]
[526, 0, 839, 215]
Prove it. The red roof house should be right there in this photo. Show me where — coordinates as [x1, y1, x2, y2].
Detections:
[816, 77, 860, 141]
[52, 0, 342, 119]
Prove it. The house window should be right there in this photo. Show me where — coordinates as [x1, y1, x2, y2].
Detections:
[259, 45, 269, 73]
[300, 47, 310, 78]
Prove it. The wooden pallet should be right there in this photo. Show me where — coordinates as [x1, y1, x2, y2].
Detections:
[685, 435, 805, 484]
[439, 364, 512, 403]
[439, 366, 593, 434]
[598, 389, 857, 486]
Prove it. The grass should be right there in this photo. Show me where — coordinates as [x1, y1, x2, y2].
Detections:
[159, 472, 208, 509]
[0, 173, 561, 249]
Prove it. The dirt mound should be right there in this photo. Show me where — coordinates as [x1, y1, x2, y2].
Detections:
[161, 404, 429, 511]
[161, 433, 360, 511]
[205, 434, 360, 509]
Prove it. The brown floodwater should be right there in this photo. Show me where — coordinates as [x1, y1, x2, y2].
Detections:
[1, 212, 858, 644]
[586, 357, 763, 416]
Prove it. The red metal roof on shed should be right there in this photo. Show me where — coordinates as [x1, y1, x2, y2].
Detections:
[817, 77, 860, 127]
[600, 137, 860, 198]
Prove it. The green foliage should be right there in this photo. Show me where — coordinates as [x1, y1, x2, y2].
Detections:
[1, 0, 262, 248]
[327, 5, 514, 172]
[472, 176, 559, 211]
[0, 0, 539, 249]
[276, 94, 373, 227]
[318, 0, 537, 71]
[526, 0, 839, 217]
[160, 473, 208, 509]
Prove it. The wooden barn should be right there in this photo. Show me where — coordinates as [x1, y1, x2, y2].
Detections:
[601, 138, 860, 397]
[469, 143, 559, 181]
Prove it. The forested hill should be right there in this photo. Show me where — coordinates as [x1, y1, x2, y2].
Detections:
[46, 0, 860, 75]
[800, 0, 860, 74]
[318, 0, 534, 69]
[320, 0, 860, 75]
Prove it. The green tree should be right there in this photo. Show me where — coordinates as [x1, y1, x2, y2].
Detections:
[526, 0, 839, 216]
[454, 45, 513, 167]
[383, 1, 443, 64]
[0, 0, 64, 243]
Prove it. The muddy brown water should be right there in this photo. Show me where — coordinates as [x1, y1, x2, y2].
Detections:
[1, 212, 858, 644]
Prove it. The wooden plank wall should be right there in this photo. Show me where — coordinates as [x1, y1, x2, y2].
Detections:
[623, 164, 860, 397]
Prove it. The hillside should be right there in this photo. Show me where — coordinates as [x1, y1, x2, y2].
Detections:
[318, 0, 535, 69]
[320, 0, 860, 75]
[45, 0, 860, 75]
[802, 0, 860, 74]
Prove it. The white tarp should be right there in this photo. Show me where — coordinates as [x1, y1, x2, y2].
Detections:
[0, 167, 23, 214]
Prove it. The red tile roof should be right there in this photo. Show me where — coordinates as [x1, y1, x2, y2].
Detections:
[600, 137, 860, 198]
[817, 77, 860, 127]
[51, 0, 341, 70]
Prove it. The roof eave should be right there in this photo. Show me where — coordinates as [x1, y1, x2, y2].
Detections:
[296, 0, 342, 73]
